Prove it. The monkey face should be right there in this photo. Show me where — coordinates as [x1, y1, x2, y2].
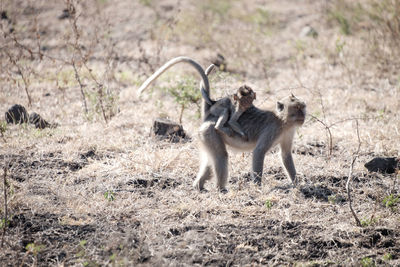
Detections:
[277, 95, 306, 125]
[291, 103, 306, 125]
[236, 85, 256, 109]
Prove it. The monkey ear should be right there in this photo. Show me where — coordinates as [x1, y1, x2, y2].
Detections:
[233, 94, 239, 101]
[276, 101, 284, 112]
[254, 92, 256, 100]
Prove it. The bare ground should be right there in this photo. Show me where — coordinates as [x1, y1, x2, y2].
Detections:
[1, 0, 399, 266]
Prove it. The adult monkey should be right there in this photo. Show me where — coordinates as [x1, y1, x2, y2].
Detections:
[138, 57, 306, 192]
[197, 65, 306, 191]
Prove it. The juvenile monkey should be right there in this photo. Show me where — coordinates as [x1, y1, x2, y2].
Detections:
[209, 85, 256, 140]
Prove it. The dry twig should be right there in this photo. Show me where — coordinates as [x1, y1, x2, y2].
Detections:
[4, 51, 33, 106]
[309, 114, 333, 156]
[346, 119, 362, 227]
[72, 60, 88, 114]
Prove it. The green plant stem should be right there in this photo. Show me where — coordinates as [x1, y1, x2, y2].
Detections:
[179, 104, 185, 124]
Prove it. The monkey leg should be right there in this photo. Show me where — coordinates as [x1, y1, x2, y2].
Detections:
[197, 121, 229, 191]
[227, 111, 246, 138]
[227, 120, 246, 139]
[215, 109, 229, 131]
[214, 109, 235, 137]
[193, 150, 212, 191]
[251, 147, 266, 185]
[279, 134, 297, 186]
[216, 126, 234, 137]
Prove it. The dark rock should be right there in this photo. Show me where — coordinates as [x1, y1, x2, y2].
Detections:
[364, 157, 399, 174]
[29, 112, 51, 129]
[80, 149, 96, 160]
[151, 118, 186, 142]
[300, 25, 318, 38]
[1, 11, 8, 20]
[58, 9, 70, 20]
[5, 104, 28, 124]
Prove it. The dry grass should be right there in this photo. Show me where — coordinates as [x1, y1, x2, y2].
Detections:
[1, 0, 399, 266]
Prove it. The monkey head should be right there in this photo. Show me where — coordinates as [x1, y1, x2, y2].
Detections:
[276, 94, 306, 125]
[236, 85, 256, 99]
[234, 85, 256, 110]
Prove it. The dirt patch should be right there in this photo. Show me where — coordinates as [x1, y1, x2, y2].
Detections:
[300, 184, 334, 201]
[2, 209, 148, 266]
[126, 177, 181, 190]
[0, 152, 87, 183]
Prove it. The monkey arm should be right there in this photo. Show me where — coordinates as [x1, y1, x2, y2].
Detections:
[251, 130, 277, 184]
[280, 138, 297, 186]
[279, 127, 297, 185]
[227, 110, 246, 137]
[281, 152, 297, 186]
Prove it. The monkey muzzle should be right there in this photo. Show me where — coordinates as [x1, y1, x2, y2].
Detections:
[295, 116, 305, 125]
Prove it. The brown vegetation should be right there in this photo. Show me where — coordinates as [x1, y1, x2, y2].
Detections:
[1, 0, 399, 265]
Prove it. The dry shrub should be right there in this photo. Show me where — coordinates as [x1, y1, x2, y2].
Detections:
[327, 0, 400, 78]
[158, 0, 278, 79]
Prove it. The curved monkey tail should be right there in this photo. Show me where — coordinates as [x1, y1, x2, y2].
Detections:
[137, 56, 213, 106]
[201, 64, 216, 121]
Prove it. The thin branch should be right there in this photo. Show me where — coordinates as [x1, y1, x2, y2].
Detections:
[346, 119, 362, 227]
[179, 104, 185, 124]
[308, 114, 333, 156]
[34, 16, 43, 61]
[5, 51, 32, 106]
[97, 86, 108, 123]
[71, 60, 88, 114]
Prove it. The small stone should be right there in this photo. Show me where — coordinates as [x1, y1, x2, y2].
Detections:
[300, 25, 318, 38]
[5, 104, 29, 124]
[29, 112, 51, 129]
[1, 11, 8, 20]
[58, 9, 70, 20]
[152, 118, 186, 142]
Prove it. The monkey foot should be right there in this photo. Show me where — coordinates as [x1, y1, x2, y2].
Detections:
[219, 188, 228, 194]
[290, 178, 298, 188]
[252, 177, 262, 186]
